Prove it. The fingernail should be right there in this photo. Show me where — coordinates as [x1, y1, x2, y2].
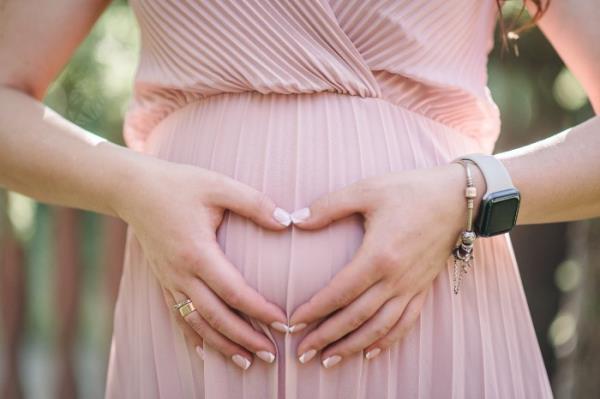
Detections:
[195, 345, 205, 360]
[270, 321, 290, 333]
[298, 349, 317, 364]
[232, 354, 251, 370]
[273, 207, 292, 226]
[290, 207, 310, 224]
[365, 348, 381, 360]
[288, 323, 307, 333]
[256, 351, 276, 363]
[322, 355, 342, 368]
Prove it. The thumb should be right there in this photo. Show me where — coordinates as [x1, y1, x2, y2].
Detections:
[211, 175, 292, 230]
[290, 180, 368, 229]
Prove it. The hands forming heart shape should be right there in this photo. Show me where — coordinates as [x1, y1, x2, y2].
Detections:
[288, 162, 482, 368]
[119, 157, 481, 370]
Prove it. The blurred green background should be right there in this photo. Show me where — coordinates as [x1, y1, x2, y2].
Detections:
[1, 0, 598, 398]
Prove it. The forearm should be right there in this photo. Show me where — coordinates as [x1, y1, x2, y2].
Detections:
[0, 86, 147, 218]
[497, 114, 600, 225]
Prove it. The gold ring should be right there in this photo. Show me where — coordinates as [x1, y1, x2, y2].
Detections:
[178, 300, 197, 318]
[173, 298, 192, 310]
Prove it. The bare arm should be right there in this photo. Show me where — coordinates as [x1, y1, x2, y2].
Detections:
[497, 0, 600, 224]
[0, 0, 130, 215]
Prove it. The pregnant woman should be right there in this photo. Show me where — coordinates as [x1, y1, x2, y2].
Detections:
[1, 0, 599, 398]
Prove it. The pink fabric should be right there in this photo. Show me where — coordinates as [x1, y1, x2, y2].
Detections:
[106, 1, 553, 398]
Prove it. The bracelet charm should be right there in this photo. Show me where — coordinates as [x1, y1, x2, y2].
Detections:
[452, 160, 478, 294]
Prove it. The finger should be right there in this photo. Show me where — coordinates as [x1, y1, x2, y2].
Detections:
[162, 289, 205, 360]
[210, 174, 292, 229]
[290, 179, 369, 229]
[288, 238, 382, 329]
[318, 295, 411, 368]
[171, 290, 255, 370]
[363, 290, 429, 361]
[193, 240, 288, 331]
[185, 279, 277, 364]
[296, 281, 391, 359]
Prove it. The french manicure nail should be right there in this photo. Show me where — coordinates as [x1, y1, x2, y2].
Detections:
[288, 323, 307, 333]
[322, 355, 342, 368]
[270, 321, 290, 333]
[365, 348, 381, 360]
[195, 345, 205, 360]
[256, 351, 276, 363]
[290, 207, 310, 224]
[273, 207, 292, 226]
[298, 349, 317, 364]
[232, 354, 251, 370]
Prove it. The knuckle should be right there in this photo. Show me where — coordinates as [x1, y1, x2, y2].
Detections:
[308, 332, 327, 350]
[304, 294, 321, 311]
[353, 179, 371, 199]
[405, 307, 421, 324]
[325, 346, 346, 359]
[189, 255, 207, 276]
[245, 335, 268, 353]
[221, 288, 242, 308]
[252, 191, 271, 216]
[393, 320, 412, 340]
[209, 338, 237, 358]
[176, 244, 201, 268]
[374, 248, 401, 273]
[211, 318, 225, 333]
[179, 244, 214, 276]
[332, 290, 354, 309]
[185, 315, 206, 336]
[202, 310, 223, 331]
[203, 173, 224, 203]
[319, 196, 335, 224]
[331, 295, 346, 310]
[312, 338, 328, 351]
[373, 339, 390, 352]
[354, 178, 379, 209]
[349, 312, 370, 330]
[344, 342, 363, 356]
[242, 339, 265, 356]
[388, 329, 405, 345]
[331, 339, 358, 357]
[373, 321, 395, 338]
[402, 313, 420, 333]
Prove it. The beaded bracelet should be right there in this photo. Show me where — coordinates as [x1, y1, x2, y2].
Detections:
[451, 159, 478, 294]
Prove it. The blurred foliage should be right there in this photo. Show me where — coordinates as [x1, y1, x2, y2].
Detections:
[489, 2, 593, 151]
[44, 0, 139, 145]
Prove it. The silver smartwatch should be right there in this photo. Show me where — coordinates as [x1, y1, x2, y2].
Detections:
[453, 153, 521, 237]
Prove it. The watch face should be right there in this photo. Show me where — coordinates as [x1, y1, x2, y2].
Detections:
[476, 189, 521, 236]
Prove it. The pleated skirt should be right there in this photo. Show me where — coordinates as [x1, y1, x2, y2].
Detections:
[105, 91, 553, 398]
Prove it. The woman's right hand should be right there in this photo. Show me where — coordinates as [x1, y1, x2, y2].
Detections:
[113, 156, 292, 370]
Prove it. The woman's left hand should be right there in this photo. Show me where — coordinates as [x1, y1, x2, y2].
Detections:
[287, 162, 484, 367]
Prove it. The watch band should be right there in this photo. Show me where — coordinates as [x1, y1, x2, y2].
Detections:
[453, 153, 516, 197]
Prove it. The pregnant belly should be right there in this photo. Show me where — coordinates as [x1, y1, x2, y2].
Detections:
[142, 90, 486, 317]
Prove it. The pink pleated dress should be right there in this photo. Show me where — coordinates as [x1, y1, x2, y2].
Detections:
[106, 0, 553, 398]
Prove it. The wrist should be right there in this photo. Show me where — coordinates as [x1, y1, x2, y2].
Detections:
[438, 161, 486, 236]
[96, 141, 152, 222]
